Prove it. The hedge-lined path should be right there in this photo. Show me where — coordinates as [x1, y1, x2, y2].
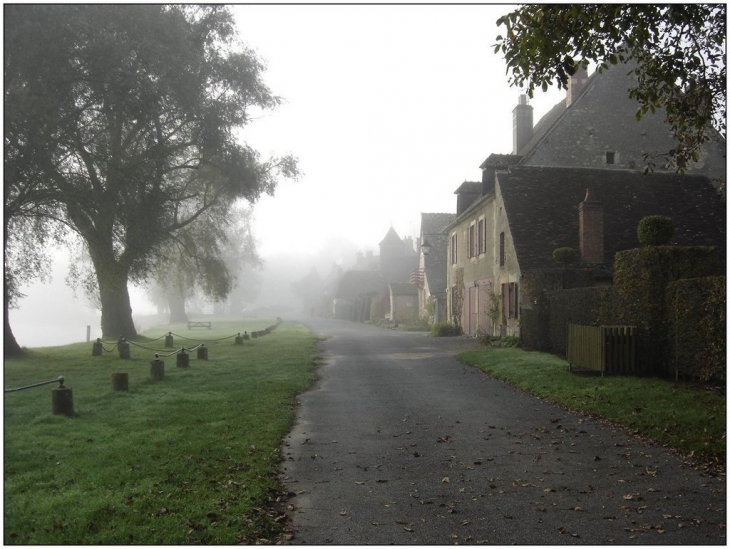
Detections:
[279, 317, 725, 545]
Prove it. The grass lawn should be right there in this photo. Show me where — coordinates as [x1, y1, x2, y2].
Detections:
[458, 347, 725, 467]
[4, 319, 319, 545]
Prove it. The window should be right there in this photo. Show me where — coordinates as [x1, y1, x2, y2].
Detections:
[467, 224, 475, 258]
[605, 151, 615, 165]
[499, 232, 505, 266]
[478, 218, 486, 254]
[450, 233, 458, 264]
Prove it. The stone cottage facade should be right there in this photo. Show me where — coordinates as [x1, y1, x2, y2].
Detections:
[446, 166, 725, 337]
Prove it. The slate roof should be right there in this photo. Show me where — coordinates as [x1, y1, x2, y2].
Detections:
[497, 166, 726, 274]
[516, 97, 570, 158]
[420, 212, 455, 295]
[454, 181, 482, 194]
[420, 212, 455, 236]
[480, 153, 523, 170]
[379, 226, 403, 246]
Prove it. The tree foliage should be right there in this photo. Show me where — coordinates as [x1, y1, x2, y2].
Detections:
[150, 201, 262, 322]
[5, 5, 297, 338]
[495, 4, 726, 171]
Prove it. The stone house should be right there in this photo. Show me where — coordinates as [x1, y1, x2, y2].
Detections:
[389, 283, 419, 322]
[513, 63, 725, 187]
[445, 61, 725, 337]
[333, 227, 419, 321]
[445, 166, 725, 337]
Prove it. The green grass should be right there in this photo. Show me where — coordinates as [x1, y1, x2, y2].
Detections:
[4, 319, 319, 545]
[458, 347, 725, 465]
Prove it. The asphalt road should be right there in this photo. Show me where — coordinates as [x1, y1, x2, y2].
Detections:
[279, 317, 725, 545]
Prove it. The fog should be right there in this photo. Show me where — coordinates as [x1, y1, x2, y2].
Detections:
[9, 238, 360, 349]
[8, 5, 566, 349]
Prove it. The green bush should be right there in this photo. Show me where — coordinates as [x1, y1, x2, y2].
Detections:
[613, 245, 722, 375]
[667, 276, 725, 382]
[552, 247, 578, 265]
[637, 215, 676, 246]
[430, 322, 462, 337]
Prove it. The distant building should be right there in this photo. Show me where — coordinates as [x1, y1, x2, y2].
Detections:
[333, 227, 419, 321]
[416, 212, 455, 324]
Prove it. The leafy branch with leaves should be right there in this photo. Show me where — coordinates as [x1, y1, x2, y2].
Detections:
[495, 4, 726, 172]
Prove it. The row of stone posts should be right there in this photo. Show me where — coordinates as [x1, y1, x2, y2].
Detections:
[70, 321, 284, 416]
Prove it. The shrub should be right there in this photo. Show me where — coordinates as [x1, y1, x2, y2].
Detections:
[637, 215, 675, 246]
[667, 276, 725, 382]
[552, 247, 578, 265]
[431, 322, 462, 337]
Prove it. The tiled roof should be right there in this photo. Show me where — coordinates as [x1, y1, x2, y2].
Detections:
[498, 166, 726, 273]
[379, 226, 402, 246]
[420, 212, 455, 236]
[480, 153, 523, 169]
[454, 181, 482, 194]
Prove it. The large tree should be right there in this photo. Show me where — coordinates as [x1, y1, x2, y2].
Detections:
[4, 5, 296, 339]
[149, 201, 262, 323]
[495, 4, 726, 171]
[4, 103, 68, 355]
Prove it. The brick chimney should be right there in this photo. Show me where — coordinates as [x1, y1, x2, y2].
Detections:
[579, 188, 604, 263]
[566, 66, 589, 107]
[512, 94, 533, 155]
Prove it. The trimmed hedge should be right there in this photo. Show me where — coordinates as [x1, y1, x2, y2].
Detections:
[613, 246, 722, 375]
[546, 286, 614, 354]
[667, 276, 726, 382]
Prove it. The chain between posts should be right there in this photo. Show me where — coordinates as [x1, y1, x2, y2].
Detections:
[144, 343, 205, 358]
[5, 376, 66, 393]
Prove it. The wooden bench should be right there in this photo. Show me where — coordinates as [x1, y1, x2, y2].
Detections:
[187, 321, 212, 330]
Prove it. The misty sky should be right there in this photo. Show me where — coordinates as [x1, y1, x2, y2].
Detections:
[233, 5, 565, 256]
[11, 5, 571, 347]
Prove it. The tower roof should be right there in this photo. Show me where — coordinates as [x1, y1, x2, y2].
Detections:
[379, 226, 402, 246]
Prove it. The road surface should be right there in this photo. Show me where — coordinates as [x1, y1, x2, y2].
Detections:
[279, 317, 725, 545]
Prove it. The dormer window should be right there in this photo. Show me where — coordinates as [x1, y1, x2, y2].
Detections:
[605, 151, 616, 165]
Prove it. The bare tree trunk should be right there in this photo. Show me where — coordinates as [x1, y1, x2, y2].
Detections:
[97, 266, 138, 339]
[4, 299, 23, 357]
[87, 245, 137, 339]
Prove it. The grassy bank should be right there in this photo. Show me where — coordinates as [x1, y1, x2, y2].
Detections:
[458, 347, 725, 466]
[4, 320, 319, 544]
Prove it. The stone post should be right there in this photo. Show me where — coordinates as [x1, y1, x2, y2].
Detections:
[150, 354, 165, 381]
[111, 372, 129, 391]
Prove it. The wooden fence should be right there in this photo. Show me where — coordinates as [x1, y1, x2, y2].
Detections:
[567, 324, 637, 375]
